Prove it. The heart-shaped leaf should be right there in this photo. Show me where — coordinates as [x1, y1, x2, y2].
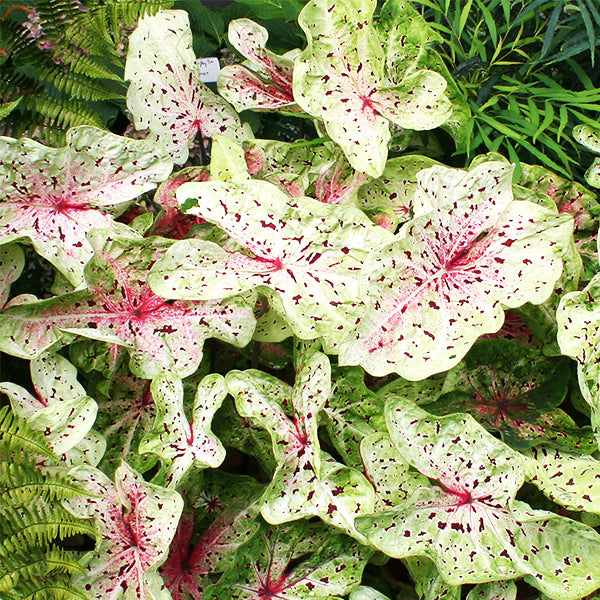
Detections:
[204, 520, 372, 600]
[573, 124, 600, 188]
[0, 232, 256, 378]
[0, 126, 172, 285]
[356, 398, 600, 599]
[0, 352, 99, 456]
[423, 339, 594, 452]
[339, 161, 573, 379]
[139, 372, 226, 487]
[293, 0, 452, 176]
[149, 179, 393, 352]
[225, 351, 375, 538]
[218, 19, 298, 112]
[0, 244, 24, 307]
[64, 461, 184, 600]
[125, 10, 250, 165]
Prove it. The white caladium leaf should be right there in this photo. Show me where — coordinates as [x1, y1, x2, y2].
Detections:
[424, 339, 595, 453]
[204, 520, 372, 600]
[125, 10, 250, 165]
[139, 372, 226, 487]
[225, 351, 375, 538]
[573, 124, 600, 188]
[0, 352, 98, 456]
[339, 161, 573, 379]
[355, 398, 600, 599]
[0, 243, 24, 307]
[149, 179, 393, 352]
[466, 580, 517, 600]
[523, 445, 600, 514]
[404, 557, 460, 600]
[64, 461, 183, 600]
[0, 126, 172, 286]
[0, 232, 256, 379]
[557, 273, 600, 443]
[293, 0, 452, 177]
[218, 19, 298, 112]
[360, 432, 428, 511]
[161, 472, 264, 600]
[322, 366, 387, 468]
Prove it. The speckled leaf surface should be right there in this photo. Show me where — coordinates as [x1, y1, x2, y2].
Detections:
[356, 398, 600, 598]
[465, 580, 517, 600]
[0, 352, 98, 455]
[218, 19, 297, 112]
[139, 372, 226, 487]
[322, 367, 387, 467]
[162, 472, 264, 600]
[523, 445, 600, 514]
[150, 179, 393, 351]
[64, 461, 184, 600]
[204, 520, 372, 600]
[339, 161, 573, 379]
[0, 126, 172, 285]
[404, 557, 460, 600]
[125, 10, 249, 165]
[360, 432, 428, 511]
[225, 352, 374, 537]
[573, 124, 600, 188]
[293, 0, 451, 177]
[0, 243, 24, 307]
[0, 232, 255, 378]
[423, 339, 594, 452]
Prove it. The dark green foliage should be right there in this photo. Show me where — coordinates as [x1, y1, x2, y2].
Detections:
[0, 406, 96, 600]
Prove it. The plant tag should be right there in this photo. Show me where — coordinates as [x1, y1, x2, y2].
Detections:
[198, 57, 221, 83]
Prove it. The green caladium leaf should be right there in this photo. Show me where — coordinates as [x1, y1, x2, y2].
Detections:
[204, 520, 372, 600]
[404, 557, 460, 600]
[64, 461, 183, 600]
[0, 126, 172, 286]
[376, 376, 444, 404]
[360, 432, 428, 511]
[162, 472, 264, 600]
[466, 580, 517, 600]
[218, 19, 298, 112]
[0, 244, 24, 307]
[522, 445, 600, 514]
[573, 124, 600, 188]
[225, 351, 375, 538]
[423, 339, 594, 453]
[355, 398, 600, 599]
[349, 586, 392, 600]
[149, 179, 393, 352]
[139, 372, 226, 487]
[321, 367, 387, 468]
[0, 232, 256, 379]
[210, 135, 250, 183]
[339, 161, 573, 379]
[0, 352, 99, 457]
[125, 10, 250, 165]
[293, 0, 452, 177]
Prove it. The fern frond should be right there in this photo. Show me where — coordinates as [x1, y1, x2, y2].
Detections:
[0, 406, 55, 460]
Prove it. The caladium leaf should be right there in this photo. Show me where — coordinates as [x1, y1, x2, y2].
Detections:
[314, 154, 370, 206]
[360, 432, 428, 511]
[423, 339, 594, 453]
[466, 580, 517, 600]
[125, 10, 250, 165]
[0, 126, 172, 286]
[0, 243, 24, 307]
[225, 351, 375, 538]
[151, 167, 209, 238]
[322, 366, 387, 468]
[0, 352, 98, 456]
[339, 161, 574, 379]
[204, 520, 372, 600]
[218, 19, 298, 112]
[64, 461, 184, 600]
[162, 472, 264, 600]
[523, 445, 600, 514]
[0, 232, 256, 379]
[573, 124, 600, 188]
[404, 557, 460, 600]
[293, 0, 452, 177]
[149, 179, 393, 352]
[355, 398, 600, 599]
[139, 372, 226, 487]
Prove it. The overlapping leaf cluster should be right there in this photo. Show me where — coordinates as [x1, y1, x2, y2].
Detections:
[2, 1, 600, 600]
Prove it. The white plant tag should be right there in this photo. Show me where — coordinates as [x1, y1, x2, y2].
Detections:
[198, 57, 221, 83]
